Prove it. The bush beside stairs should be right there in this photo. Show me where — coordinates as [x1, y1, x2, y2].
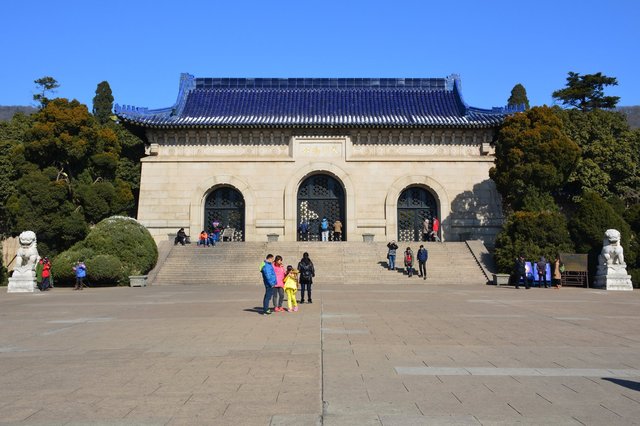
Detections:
[149, 241, 489, 286]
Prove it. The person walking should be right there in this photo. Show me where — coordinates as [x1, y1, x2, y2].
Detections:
[417, 245, 428, 280]
[260, 254, 277, 315]
[321, 217, 329, 242]
[387, 240, 398, 270]
[514, 254, 529, 289]
[283, 266, 299, 312]
[73, 260, 87, 290]
[422, 218, 430, 242]
[552, 255, 562, 289]
[272, 255, 286, 312]
[537, 256, 549, 288]
[404, 247, 414, 278]
[298, 252, 315, 303]
[333, 219, 343, 242]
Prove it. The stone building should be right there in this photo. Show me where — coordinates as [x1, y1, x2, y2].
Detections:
[115, 74, 518, 244]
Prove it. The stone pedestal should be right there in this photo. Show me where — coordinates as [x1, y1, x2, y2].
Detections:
[7, 274, 39, 293]
[594, 264, 633, 291]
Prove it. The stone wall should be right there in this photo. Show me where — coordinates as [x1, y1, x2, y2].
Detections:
[138, 129, 503, 245]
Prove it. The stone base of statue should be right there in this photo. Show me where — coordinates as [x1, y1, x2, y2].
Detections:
[594, 264, 633, 291]
[7, 271, 39, 293]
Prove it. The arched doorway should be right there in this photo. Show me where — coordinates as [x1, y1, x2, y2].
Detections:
[204, 186, 245, 241]
[297, 174, 345, 241]
[397, 186, 438, 242]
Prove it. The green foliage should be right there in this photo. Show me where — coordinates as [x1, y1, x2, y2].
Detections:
[51, 247, 96, 283]
[490, 106, 581, 210]
[494, 211, 574, 273]
[508, 83, 530, 110]
[629, 269, 640, 289]
[519, 187, 559, 213]
[560, 109, 640, 202]
[33, 76, 60, 108]
[552, 72, 620, 111]
[85, 254, 125, 285]
[92, 81, 114, 124]
[568, 192, 637, 276]
[624, 204, 640, 234]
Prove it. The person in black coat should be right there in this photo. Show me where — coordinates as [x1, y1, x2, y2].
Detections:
[297, 252, 315, 303]
[514, 254, 529, 289]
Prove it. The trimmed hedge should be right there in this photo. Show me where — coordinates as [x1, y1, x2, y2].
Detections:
[53, 216, 157, 285]
[494, 211, 574, 273]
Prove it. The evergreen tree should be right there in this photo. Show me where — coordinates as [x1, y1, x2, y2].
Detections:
[508, 83, 530, 110]
[92, 81, 114, 124]
[33, 76, 60, 108]
[552, 72, 620, 111]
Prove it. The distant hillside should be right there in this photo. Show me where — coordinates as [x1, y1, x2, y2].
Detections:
[0, 106, 37, 121]
[618, 106, 640, 129]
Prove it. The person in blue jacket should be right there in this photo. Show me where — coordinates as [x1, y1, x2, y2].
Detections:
[417, 245, 428, 280]
[73, 259, 87, 290]
[260, 254, 277, 315]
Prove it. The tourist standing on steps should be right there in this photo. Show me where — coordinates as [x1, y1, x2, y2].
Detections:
[272, 255, 286, 312]
[261, 254, 277, 315]
[73, 260, 87, 290]
[298, 220, 309, 241]
[387, 240, 398, 270]
[404, 247, 414, 278]
[514, 254, 529, 289]
[321, 217, 329, 242]
[333, 219, 343, 242]
[422, 218, 430, 242]
[298, 252, 315, 303]
[432, 217, 440, 241]
[417, 245, 428, 280]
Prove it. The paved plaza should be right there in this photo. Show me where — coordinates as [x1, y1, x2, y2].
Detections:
[1, 283, 640, 425]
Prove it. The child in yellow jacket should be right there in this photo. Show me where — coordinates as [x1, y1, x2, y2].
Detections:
[283, 266, 299, 312]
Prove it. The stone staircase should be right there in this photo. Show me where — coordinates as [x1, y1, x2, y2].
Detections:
[150, 241, 489, 286]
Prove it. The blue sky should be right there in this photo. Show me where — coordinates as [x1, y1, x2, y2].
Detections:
[1, 0, 638, 110]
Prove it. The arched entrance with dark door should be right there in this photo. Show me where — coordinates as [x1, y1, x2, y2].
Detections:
[297, 174, 346, 241]
[204, 186, 245, 241]
[397, 186, 438, 242]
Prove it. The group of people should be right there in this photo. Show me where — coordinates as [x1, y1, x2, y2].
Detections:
[34, 258, 86, 291]
[422, 217, 440, 242]
[260, 252, 315, 315]
[513, 254, 563, 289]
[386, 241, 429, 280]
[174, 221, 224, 246]
[298, 217, 342, 242]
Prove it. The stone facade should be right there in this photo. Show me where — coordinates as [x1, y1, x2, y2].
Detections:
[138, 128, 503, 244]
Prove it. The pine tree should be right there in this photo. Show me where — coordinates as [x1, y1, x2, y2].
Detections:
[92, 81, 114, 124]
[33, 76, 59, 108]
[508, 83, 530, 110]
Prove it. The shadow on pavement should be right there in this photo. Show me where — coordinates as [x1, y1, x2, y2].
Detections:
[602, 378, 640, 392]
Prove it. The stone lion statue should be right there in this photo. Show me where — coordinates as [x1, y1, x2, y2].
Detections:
[599, 229, 625, 266]
[13, 230, 40, 277]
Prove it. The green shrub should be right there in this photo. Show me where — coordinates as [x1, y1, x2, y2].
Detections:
[629, 268, 640, 289]
[52, 216, 157, 286]
[568, 192, 636, 277]
[51, 248, 96, 284]
[494, 210, 574, 273]
[86, 254, 125, 285]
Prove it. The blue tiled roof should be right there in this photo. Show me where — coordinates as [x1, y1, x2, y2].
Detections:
[115, 73, 521, 129]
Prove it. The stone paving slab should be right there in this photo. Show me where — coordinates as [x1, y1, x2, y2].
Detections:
[1, 284, 640, 425]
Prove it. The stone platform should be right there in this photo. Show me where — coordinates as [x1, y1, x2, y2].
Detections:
[1, 283, 639, 425]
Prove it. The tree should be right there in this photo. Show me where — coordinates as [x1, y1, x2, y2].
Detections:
[33, 76, 60, 108]
[490, 106, 581, 210]
[92, 81, 114, 124]
[494, 210, 574, 273]
[508, 83, 530, 110]
[559, 109, 640, 203]
[552, 72, 620, 111]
